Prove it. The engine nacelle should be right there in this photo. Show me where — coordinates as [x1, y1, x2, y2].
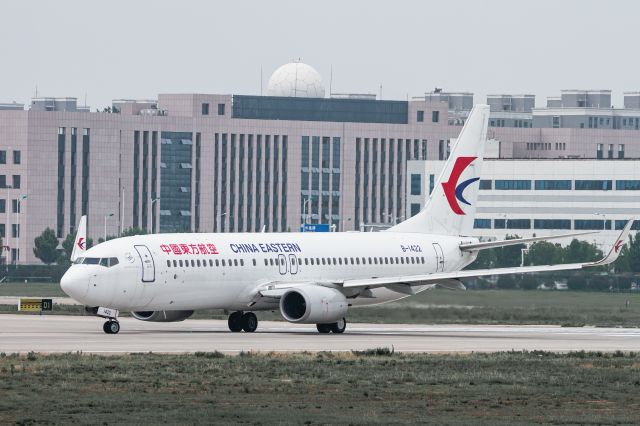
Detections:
[131, 310, 194, 322]
[279, 286, 348, 324]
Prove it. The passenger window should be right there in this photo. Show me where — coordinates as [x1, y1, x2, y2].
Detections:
[173, 260, 177, 267]
[234, 259, 238, 266]
[338, 258, 342, 265]
[253, 259, 256, 266]
[422, 257, 425, 264]
[215, 259, 219, 267]
[281, 258, 285, 266]
[222, 259, 226, 267]
[196, 259, 201, 267]
[316, 257, 320, 265]
[209, 259, 214, 266]
[179, 260, 184, 267]
[310, 258, 314, 265]
[264, 259, 268, 266]
[240, 259, 244, 266]
[166, 260, 171, 267]
[269, 259, 273, 266]
[333, 258, 337, 265]
[191, 260, 195, 267]
[304, 258, 308, 265]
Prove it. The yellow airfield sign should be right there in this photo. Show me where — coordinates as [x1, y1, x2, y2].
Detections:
[18, 298, 53, 312]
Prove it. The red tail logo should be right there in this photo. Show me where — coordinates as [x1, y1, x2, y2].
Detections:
[441, 156, 478, 215]
[77, 237, 86, 250]
[614, 240, 623, 253]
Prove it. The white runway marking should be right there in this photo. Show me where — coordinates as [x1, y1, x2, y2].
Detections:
[0, 314, 638, 354]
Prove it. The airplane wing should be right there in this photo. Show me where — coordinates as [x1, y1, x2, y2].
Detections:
[340, 218, 635, 291]
[459, 231, 596, 251]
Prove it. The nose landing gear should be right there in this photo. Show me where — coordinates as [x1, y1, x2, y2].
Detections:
[228, 311, 258, 332]
[103, 320, 120, 334]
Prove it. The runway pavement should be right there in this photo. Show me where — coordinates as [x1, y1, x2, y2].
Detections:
[1, 314, 639, 354]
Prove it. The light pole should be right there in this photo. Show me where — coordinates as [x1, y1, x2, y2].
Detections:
[148, 198, 160, 234]
[4, 185, 11, 265]
[520, 245, 530, 267]
[217, 212, 227, 233]
[104, 213, 114, 241]
[302, 197, 312, 230]
[16, 195, 26, 265]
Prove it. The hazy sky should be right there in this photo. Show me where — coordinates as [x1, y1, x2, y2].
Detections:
[1, 0, 638, 109]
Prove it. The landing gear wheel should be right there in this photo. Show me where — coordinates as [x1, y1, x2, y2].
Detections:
[228, 311, 244, 332]
[242, 312, 258, 333]
[316, 324, 332, 334]
[103, 320, 120, 334]
[330, 318, 346, 334]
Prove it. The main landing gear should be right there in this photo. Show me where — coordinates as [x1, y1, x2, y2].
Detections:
[228, 311, 258, 333]
[316, 318, 347, 334]
[103, 319, 120, 334]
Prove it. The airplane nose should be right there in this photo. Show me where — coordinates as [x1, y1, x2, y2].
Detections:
[60, 267, 89, 302]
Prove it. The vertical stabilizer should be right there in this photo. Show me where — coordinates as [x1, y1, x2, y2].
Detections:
[389, 104, 489, 235]
[70, 215, 87, 262]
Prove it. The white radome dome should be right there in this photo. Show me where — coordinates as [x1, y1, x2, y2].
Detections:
[267, 62, 325, 98]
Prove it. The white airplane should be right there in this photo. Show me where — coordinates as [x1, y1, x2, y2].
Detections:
[61, 105, 635, 335]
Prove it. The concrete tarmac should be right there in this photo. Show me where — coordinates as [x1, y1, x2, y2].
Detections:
[1, 314, 639, 354]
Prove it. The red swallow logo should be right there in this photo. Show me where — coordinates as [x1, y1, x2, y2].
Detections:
[441, 156, 479, 215]
[614, 240, 623, 253]
[77, 237, 86, 250]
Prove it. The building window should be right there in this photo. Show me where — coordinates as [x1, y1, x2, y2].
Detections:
[506, 219, 531, 229]
[552, 116, 560, 128]
[12, 175, 20, 189]
[0, 175, 5, 188]
[0, 224, 4, 238]
[473, 219, 491, 229]
[431, 111, 439, 123]
[13, 150, 20, 164]
[534, 180, 571, 190]
[574, 220, 606, 230]
[11, 224, 19, 238]
[201, 103, 209, 115]
[615, 220, 640, 230]
[479, 180, 492, 190]
[218, 103, 225, 115]
[0, 151, 5, 164]
[574, 180, 612, 191]
[410, 174, 421, 195]
[494, 180, 531, 190]
[534, 219, 571, 230]
[410, 203, 421, 217]
[616, 180, 640, 190]
[596, 143, 603, 159]
[0, 199, 5, 213]
[608, 144, 614, 159]
[417, 110, 424, 122]
[494, 219, 506, 229]
[12, 199, 20, 213]
[618, 144, 625, 159]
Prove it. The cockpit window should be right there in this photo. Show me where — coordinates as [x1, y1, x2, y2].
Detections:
[73, 257, 85, 264]
[80, 257, 119, 267]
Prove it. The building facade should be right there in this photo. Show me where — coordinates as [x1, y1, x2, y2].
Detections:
[2, 75, 640, 264]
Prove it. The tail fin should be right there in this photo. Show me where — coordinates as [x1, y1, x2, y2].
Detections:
[70, 215, 87, 262]
[389, 104, 489, 235]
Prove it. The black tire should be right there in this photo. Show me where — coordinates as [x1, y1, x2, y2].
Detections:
[242, 312, 258, 333]
[330, 318, 347, 334]
[228, 311, 244, 332]
[106, 321, 120, 334]
[316, 323, 331, 334]
[103, 321, 112, 334]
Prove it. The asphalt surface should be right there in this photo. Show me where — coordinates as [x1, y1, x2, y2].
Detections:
[1, 314, 639, 354]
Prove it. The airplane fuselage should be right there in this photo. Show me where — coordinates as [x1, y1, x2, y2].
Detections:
[62, 231, 478, 312]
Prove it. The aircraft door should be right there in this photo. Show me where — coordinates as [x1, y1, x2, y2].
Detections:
[289, 254, 299, 275]
[278, 254, 287, 275]
[432, 243, 445, 272]
[134, 245, 156, 282]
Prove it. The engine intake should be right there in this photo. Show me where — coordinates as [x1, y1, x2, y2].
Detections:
[280, 286, 348, 324]
[131, 310, 194, 322]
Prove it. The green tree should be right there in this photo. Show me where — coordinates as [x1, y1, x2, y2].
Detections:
[519, 275, 539, 290]
[496, 274, 516, 289]
[616, 232, 640, 272]
[466, 248, 496, 270]
[563, 239, 602, 264]
[495, 235, 525, 268]
[588, 275, 610, 291]
[525, 241, 564, 266]
[33, 228, 60, 265]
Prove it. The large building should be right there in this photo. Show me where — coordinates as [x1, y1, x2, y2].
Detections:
[2, 61, 640, 264]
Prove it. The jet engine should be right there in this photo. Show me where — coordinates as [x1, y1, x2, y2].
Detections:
[131, 310, 194, 322]
[279, 286, 348, 324]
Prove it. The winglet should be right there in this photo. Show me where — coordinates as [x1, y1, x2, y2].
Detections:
[70, 215, 87, 262]
[589, 217, 636, 266]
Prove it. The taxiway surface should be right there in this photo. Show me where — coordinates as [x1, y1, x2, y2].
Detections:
[1, 314, 638, 354]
